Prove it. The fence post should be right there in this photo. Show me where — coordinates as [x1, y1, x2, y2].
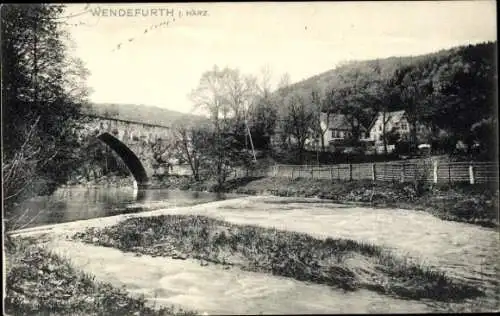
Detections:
[371, 164, 376, 181]
[433, 160, 438, 184]
[448, 162, 451, 184]
[330, 167, 334, 181]
[400, 163, 406, 183]
[291, 167, 295, 180]
[349, 164, 353, 181]
[469, 164, 475, 184]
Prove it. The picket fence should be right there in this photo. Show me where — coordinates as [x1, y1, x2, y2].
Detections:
[242, 160, 498, 184]
[171, 159, 498, 185]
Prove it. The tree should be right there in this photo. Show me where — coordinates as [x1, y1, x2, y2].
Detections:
[222, 68, 260, 157]
[2, 4, 90, 217]
[364, 62, 403, 155]
[331, 69, 372, 145]
[431, 44, 497, 141]
[282, 93, 315, 163]
[390, 64, 434, 152]
[246, 66, 278, 150]
[172, 123, 212, 181]
[470, 117, 498, 161]
[310, 89, 330, 153]
[223, 68, 258, 126]
[150, 134, 176, 176]
[189, 65, 251, 187]
[274, 73, 294, 150]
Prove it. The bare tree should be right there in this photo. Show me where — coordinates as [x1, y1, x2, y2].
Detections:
[2, 116, 58, 230]
[283, 93, 315, 163]
[189, 65, 231, 130]
[223, 68, 258, 125]
[274, 73, 294, 149]
[188, 65, 251, 187]
[172, 123, 211, 181]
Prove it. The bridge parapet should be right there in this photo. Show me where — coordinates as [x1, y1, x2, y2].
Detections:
[80, 115, 175, 186]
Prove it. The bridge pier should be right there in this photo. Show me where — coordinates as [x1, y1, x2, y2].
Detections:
[133, 180, 151, 190]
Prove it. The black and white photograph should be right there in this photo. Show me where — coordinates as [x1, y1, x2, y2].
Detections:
[2, 2, 498, 315]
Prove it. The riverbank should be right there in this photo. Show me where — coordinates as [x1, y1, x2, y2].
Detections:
[151, 175, 499, 228]
[4, 235, 197, 316]
[64, 174, 135, 188]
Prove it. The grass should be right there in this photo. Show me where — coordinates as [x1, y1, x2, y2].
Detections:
[72, 215, 484, 303]
[4, 236, 197, 316]
[153, 176, 499, 228]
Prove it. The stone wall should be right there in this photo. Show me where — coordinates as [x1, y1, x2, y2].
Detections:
[81, 116, 175, 179]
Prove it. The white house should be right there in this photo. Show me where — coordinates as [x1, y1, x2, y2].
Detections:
[312, 113, 369, 152]
[368, 110, 431, 153]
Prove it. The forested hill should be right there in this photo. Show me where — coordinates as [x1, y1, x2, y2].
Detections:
[82, 103, 207, 127]
[282, 41, 497, 141]
[287, 41, 496, 99]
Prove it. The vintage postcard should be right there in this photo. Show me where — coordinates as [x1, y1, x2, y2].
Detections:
[2, 2, 498, 315]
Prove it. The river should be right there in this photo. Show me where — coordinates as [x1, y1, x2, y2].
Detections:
[8, 186, 241, 230]
[9, 186, 500, 313]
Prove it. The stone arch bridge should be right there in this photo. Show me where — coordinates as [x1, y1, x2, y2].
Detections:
[81, 114, 175, 188]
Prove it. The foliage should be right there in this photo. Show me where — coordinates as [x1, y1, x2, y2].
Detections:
[271, 42, 496, 161]
[430, 44, 497, 139]
[470, 117, 498, 161]
[328, 68, 374, 137]
[2, 4, 90, 215]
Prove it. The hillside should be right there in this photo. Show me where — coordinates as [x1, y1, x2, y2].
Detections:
[284, 41, 496, 104]
[82, 103, 208, 127]
[278, 41, 496, 137]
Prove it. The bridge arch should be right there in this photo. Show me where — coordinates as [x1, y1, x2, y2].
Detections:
[97, 132, 150, 187]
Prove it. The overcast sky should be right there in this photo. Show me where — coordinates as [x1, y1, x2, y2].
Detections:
[64, 1, 497, 114]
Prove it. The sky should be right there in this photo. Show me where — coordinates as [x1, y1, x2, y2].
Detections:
[63, 1, 497, 114]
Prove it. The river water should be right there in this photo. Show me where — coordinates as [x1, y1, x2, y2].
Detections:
[9, 186, 241, 230]
[9, 186, 500, 313]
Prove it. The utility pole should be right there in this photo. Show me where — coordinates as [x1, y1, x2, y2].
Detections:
[246, 120, 257, 162]
[316, 92, 321, 166]
[243, 104, 257, 163]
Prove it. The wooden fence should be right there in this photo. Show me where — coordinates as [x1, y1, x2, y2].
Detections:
[171, 160, 498, 185]
[266, 160, 498, 184]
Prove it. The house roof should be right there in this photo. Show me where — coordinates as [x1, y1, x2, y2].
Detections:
[367, 109, 406, 131]
[321, 113, 366, 131]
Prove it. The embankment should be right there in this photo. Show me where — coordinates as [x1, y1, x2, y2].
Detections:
[151, 175, 499, 228]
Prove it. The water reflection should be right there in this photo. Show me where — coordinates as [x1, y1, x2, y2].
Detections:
[10, 186, 240, 230]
